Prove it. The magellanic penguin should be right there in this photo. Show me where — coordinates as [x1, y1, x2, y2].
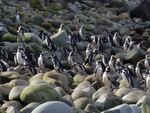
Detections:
[146, 71, 150, 92]
[121, 69, 132, 87]
[38, 52, 45, 71]
[108, 55, 116, 73]
[45, 35, 57, 51]
[113, 32, 121, 47]
[15, 46, 26, 65]
[72, 63, 86, 74]
[0, 59, 9, 72]
[86, 44, 93, 58]
[94, 60, 103, 81]
[58, 24, 64, 32]
[49, 54, 62, 71]
[68, 51, 76, 67]
[135, 61, 143, 80]
[123, 36, 132, 51]
[38, 30, 46, 41]
[0, 46, 8, 59]
[144, 55, 150, 70]
[16, 12, 20, 24]
[101, 55, 108, 67]
[102, 66, 112, 88]
[79, 25, 85, 40]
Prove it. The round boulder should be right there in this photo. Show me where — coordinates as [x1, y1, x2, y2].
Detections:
[31, 101, 74, 113]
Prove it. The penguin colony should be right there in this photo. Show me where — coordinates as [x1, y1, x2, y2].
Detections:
[1, 21, 150, 93]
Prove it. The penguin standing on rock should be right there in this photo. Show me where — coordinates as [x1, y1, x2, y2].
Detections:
[94, 60, 103, 81]
[113, 32, 121, 47]
[58, 24, 64, 32]
[68, 51, 75, 67]
[49, 54, 62, 71]
[121, 69, 132, 87]
[146, 71, 150, 92]
[38, 52, 45, 71]
[135, 61, 143, 80]
[85, 44, 92, 58]
[16, 12, 21, 24]
[45, 35, 57, 51]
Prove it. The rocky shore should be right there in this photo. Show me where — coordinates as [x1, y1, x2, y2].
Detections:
[0, 0, 150, 113]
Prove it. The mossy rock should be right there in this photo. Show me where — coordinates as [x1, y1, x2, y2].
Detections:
[43, 70, 70, 91]
[73, 74, 87, 84]
[1, 33, 17, 42]
[50, 30, 69, 48]
[0, 71, 21, 83]
[74, 97, 92, 110]
[0, 84, 12, 99]
[137, 95, 150, 113]
[45, 3, 63, 13]
[20, 80, 59, 104]
[28, 42, 45, 54]
[20, 102, 40, 113]
[9, 86, 26, 101]
[24, 33, 43, 45]
[2, 101, 22, 111]
[29, 73, 44, 82]
[30, 0, 42, 9]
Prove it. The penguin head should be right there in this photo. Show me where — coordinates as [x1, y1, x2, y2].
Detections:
[105, 66, 111, 72]
[87, 44, 91, 48]
[69, 51, 74, 56]
[146, 54, 149, 59]
[96, 60, 101, 65]
[110, 55, 115, 60]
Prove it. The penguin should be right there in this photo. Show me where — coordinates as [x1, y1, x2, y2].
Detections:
[128, 41, 136, 50]
[58, 24, 64, 32]
[126, 65, 136, 78]
[68, 51, 75, 67]
[16, 12, 20, 24]
[113, 32, 121, 47]
[101, 55, 108, 67]
[84, 49, 97, 65]
[135, 62, 143, 80]
[38, 52, 45, 70]
[146, 71, 150, 92]
[0, 46, 8, 59]
[121, 69, 132, 87]
[108, 55, 116, 72]
[115, 58, 123, 71]
[45, 35, 57, 51]
[102, 66, 112, 87]
[144, 55, 150, 70]
[0, 59, 9, 71]
[72, 63, 86, 74]
[15, 46, 26, 65]
[123, 36, 132, 51]
[49, 54, 62, 71]
[38, 30, 46, 41]
[85, 44, 93, 58]
[79, 25, 85, 40]
[94, 60, 103, 81]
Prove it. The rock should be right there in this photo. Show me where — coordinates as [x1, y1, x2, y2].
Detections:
[115, 87, 137, 98]
[73, 74, 87, 84]
[50, 30, 69, 48]
[0, 71, 22, 83]
[20, 102, 40, 113]
[9, 86, 26, 101]
[23, 33, 43, 45]
[74, 97, 92, 110]
[0, 27, 8, 36]
[84, 104, 98, 113]
[43, 70, 70, 91]
[71, 90, 89, 100]
[137, 95, 150, 113]
[55, 87, 66, 96]
[129, 0, 150, 21]
[62, 95, 74, 106]
[94, 93, 122, 111]
[9, 79, 29, 86]
[20, 80, 59, 104]
[92, 86, 112, 101]
[6, 106, 20, 113]
[1, 33, 17, 42]
[31, 101, 74, 113]
[76, 41, 89, 51]
[67, 3, 78, 13]
[74, 81, 96, 97]
[31, 14, 44, 25]
[0, 84, 12, 99]
[101, 104, 140, 113]
[116, 48, 146, 64]
[2, 101, 22, 111]
[122, 90, 148, 104]
[29, 73, 44, 82]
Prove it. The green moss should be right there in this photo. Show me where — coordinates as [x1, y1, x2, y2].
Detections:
[41, 22, 52, 30]
[45, 3, 63, 13]
[30, 0, 42, 9]
[1, 33, 17, 42]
